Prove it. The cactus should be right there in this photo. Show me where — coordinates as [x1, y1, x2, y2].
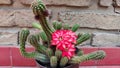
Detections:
[32, 22, 42, 30]
[31, 0, 53, 42]
[55, 50, 62, 60]
[39, 31, 48, 42]
[28, 34, 47, 54]
[19, 29, 49, 63]
[76, 33, 91, 45]
[71, 24, 79, 32]
[60, 57, 69, 67]
[50, 56, 58, 68]
[77, 49, 84, 56]
[46, 48, 54, 58]
[52, 21, 62, 30]
[18, 0, 106, 68]
[63, 24, 70, 30]
[69, 50, 105, 64]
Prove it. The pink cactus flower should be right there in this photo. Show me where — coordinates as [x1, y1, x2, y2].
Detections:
[51, 30, 77, 46]
[51, 30, 77, 59]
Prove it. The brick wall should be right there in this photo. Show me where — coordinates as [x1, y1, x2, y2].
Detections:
[0, 0, 120, 47]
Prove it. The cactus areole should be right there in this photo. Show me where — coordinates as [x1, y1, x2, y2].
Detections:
[19, 0, 106, 68]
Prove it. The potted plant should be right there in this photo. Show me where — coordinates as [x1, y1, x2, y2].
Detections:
[19, 0, 106, 68]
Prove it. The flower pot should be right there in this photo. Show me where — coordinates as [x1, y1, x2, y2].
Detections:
[36, 60, 79, 68]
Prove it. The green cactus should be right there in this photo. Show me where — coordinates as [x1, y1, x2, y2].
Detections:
[50, 56, 58, 68]
[69, 50, 106, 64]
[18, 0, 106, 68]
[76, 33, 91, 45]
[77, 49, 84, 56]
[71, 24, 79, 32]
[39, 32, 48, 42]
[60, 57, 69, 67]
[52, 21, 62, 30]
[19, 28, 30, 44]
[31, 0, 53, 42]
[55, 50, 62, 60]
[46, 48, 54, 58]
[32, 22, 42, 30]
[63, 24, 70, 30]
[77, 33, 83, 39]
[19, 29, 49, 63]
[28, 34, 47, 54]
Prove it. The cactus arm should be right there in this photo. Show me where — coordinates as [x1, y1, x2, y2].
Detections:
[31, 0, 53, 42]
[76, 33, 91, 45]
[69, 50, 106, 64]
[28, 34, 47, 54]
[20, 43, 49, 63]
[71, 24, 79, 32]
[19, 29, 49, 63]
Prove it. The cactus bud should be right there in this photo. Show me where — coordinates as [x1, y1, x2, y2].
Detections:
[52, 21, 62, 30]
[63, 24, 70, 30]
[60, 57, 69, 67]
[32, 23, 42, 30]
[71, 24, 79, 32]
[50, 56, 57, 68]
[31, 0, 48, 17]
[55, 50, 62, 60]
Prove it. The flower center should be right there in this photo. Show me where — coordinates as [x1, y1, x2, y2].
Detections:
[65, 48, 69, 51]
[59, 36, 62, 41]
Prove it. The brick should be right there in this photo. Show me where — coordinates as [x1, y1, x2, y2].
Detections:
[15, 10, 37, 27]
[92, 33, 120, 47]
[0, 32, 17, 45]
[0, 10, 15, 27]
[58, 12, 120, 30]
[0, 0, 12, 5]
[115, 0, 120, 7]
[44, 0, 91, 7]
[20, 0, 33, 5]
[99, 0, 112, 7]
[20, 0, 91, 7]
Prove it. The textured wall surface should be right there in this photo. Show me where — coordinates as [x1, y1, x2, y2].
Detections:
[0, 0, 120, 47]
